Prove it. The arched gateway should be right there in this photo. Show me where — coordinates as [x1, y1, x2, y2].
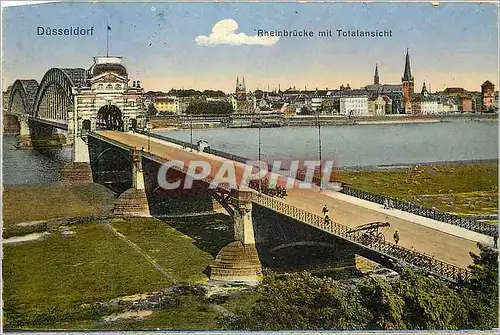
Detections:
[97, 105, 124, 130]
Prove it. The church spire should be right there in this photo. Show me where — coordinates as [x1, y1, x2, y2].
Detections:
[374, 63, 380, 85]
[402, 48, 412, 81]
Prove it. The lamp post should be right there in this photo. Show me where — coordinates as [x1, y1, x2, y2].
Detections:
[316, 108, 322, 191]
[146, 119, 151, 153]
[258, 117, 262, 195]
[189, 113, 193, 152]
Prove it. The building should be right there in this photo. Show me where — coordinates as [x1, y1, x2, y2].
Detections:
[436, 87, 474, 112]
[73, 56, 146, 131]
[411, 82, 441, 115]
[153, 97, 179, 114]
[440, 97, 459, 113]
[401, 49, 415, 114]
[364, 63, 403, 114]
[340, 90, 369, 116]
[481, 80, 495, 112]
[231, 76, 255, 114]
[461, 95, 472, 112]
[368, 94, 392, 116]
[368, 95, 385, 116]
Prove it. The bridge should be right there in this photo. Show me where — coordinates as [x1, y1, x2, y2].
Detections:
[86, 130, 479, 282]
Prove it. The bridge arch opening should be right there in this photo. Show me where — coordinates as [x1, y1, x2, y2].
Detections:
[97, 105, 124, 131]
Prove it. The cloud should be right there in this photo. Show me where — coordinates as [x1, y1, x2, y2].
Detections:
[195, 19, 279, 46]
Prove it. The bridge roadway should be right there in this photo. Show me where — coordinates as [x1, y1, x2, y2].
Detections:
[97, 130, 479, 270]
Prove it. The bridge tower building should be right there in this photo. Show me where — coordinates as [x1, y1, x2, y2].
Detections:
[61, 56, 147, 183]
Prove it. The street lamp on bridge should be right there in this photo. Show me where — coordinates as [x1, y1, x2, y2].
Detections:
[257, 117, 262, 195]
[315, 107, 323, 191]
[189, 113, 193, 152]
[146, 119, 151, 153]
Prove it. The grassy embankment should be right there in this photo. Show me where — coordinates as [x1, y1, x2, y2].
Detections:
[2, 184, 116, 229]
[2, 185, 258, 330]
[333, 162, 498, 218]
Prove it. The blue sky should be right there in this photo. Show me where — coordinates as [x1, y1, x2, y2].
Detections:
[2, 2, 498, 92]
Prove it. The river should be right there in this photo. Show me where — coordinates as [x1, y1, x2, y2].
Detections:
[157, 119, 498, 167]
[2, 119, 498, 186]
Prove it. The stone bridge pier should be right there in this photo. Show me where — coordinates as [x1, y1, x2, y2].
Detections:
[16, 116, 68, 149]
[60, 134, 93, 184]
[113, 149, 150, 217]
[210, 190, 262, 282]
[17, 116, 32, 148]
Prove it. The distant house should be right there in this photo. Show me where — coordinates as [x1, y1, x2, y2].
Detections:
[481, 80, 496, 112]
[153, 97, 179, 114]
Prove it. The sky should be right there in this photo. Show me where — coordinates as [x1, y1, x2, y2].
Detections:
[2, 2, 498, 93]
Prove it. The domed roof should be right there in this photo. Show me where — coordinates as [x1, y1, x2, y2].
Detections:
[88, 56, 128, 78]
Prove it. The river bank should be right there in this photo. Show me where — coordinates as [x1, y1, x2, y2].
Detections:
[150, 113, 498, 130]
[332, 161, 498, 217]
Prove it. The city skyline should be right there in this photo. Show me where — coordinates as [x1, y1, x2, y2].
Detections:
[2, 2, 498, 93]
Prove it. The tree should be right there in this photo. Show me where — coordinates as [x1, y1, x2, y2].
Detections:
[357, 278, 406, 329]
[391, 268, 466, 329]
[147, 103, 158, 116]
[221, 272, 370, 330]
[461, 243, 499, 329]
[185, 100, 233, 115]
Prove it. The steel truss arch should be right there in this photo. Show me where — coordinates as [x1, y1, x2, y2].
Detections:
[32, 68, 86, 119]
[7, 79, 39, 116]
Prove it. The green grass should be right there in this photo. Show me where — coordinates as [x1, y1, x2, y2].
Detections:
[2, 216, 238, 330]
[333, 162, 498, 216]
[98, 296, 221, 330]
[110, 218, 215, 283]
[24, 295, 222, 331]
[3, 222, 172, 328]
[2, 184, 116, 229]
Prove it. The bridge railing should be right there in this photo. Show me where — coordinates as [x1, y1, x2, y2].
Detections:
[252, 193, 470, 282]
[135, 129, 198, 151]
[340, 185, 498, 237]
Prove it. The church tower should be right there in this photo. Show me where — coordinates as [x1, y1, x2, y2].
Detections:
[402, 49, 414, 113]
[421, 81, 428, 96]
[374, 63, 380, 85]
[236, 76, 246, 97]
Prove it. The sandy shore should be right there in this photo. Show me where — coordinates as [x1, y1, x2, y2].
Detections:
[354, 119, 441, 125]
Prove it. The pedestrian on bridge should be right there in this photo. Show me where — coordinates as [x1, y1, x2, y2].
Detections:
[383, 198, 389, 209]
[393, 230, 400, 245]
[322, 205, 329, 216]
